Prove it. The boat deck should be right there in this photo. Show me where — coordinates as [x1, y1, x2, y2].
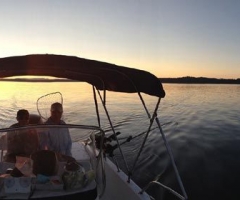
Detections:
[0, 142, 98, 199]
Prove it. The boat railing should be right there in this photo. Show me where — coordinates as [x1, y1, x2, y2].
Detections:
[0, 124, 105, 133]
[140, 180, 187, 200]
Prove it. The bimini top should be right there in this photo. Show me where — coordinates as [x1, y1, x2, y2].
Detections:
[0, 54, 165, 98]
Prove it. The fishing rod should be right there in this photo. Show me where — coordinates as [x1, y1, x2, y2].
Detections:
[111, 121, 177, 144]
[102, 121, 178, 156]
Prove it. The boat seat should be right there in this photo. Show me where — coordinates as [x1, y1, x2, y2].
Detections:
[0, 134, 7, 161]
[29, 114, 43, 124]
[31, 150, 58, 176]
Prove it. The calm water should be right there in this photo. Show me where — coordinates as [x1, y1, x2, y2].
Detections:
[0, 82, 240, 200]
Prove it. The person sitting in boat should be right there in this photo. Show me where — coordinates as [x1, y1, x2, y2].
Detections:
[5, 109, 39, 162]
[44, 102, 72, 157]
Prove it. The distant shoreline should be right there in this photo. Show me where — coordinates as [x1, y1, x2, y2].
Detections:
[159, 77, 240, 84]
[0, 77, 240, 84]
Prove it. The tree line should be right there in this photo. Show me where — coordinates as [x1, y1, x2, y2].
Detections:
[159, 76, 240, 84]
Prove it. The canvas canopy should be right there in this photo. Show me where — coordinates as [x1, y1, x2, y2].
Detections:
[0, 54, 165, 98]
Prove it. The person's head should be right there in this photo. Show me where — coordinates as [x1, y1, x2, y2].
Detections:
[50, 102, 63, 124]
[16, 109, 30, 126]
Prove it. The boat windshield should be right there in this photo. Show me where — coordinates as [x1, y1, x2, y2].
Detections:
[0, 124, 104, 162]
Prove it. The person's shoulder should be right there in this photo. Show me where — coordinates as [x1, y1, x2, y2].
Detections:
[60, 120, 66, 125]
[10, 123, 19, 128]
[44, 118, 52, 124]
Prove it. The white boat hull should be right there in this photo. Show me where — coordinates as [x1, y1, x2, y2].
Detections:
[0, 141, 150, 200]
[73, 142, 151, 200]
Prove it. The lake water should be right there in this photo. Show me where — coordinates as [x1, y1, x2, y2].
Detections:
[0, 82, 240, 200]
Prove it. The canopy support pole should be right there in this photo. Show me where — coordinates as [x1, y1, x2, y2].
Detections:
[92, 86, 101, 127]
[96, 89, 129, 173]
[155, 116, 188, 200]
[128, 97, 161, 182]
[137, 92, 151, 119]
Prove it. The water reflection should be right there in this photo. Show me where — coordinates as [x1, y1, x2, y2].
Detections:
[0, 82, 240, 200]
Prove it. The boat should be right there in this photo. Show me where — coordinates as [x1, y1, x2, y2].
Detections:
[0, 54, 188, 200]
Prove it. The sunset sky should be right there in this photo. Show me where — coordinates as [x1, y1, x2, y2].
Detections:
[0, 1, 240, 79]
